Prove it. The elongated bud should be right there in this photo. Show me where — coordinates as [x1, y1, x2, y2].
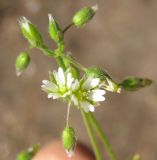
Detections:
[48, 14, 64, 44]
[72, 4, 98, 27]
[15, 52, 30, 76]
[86, 66, 121, 93]
[120, 77, 152, 91]
[62, 127, 76, 157]
[16, 144, 40, 160]
[19, 17, 44, 48]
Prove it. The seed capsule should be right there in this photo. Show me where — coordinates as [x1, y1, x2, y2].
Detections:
[15, 52, 30, 76]
[72, 5, 98, 27]
[62, 127, 76, 157]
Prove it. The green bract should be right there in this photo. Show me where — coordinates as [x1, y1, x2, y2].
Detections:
[20, 17, 44, 48]
[72, 5, 98, 27]
[15, 52, 30, 76]
[62, 127, 76, 151]
[121, 77, 152, 91]
[48, 14, 64, 44]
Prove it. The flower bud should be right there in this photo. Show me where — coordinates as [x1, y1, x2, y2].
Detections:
[19, 17, 44, 48]
[15, 52, 30, 76]
[62, 127, 76, 157]
[72, 5, 98, 27]
[48, 14, 64, 44]
[120, 77, 152, 91]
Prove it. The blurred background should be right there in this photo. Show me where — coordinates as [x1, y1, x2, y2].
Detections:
[0, 0, 157, 159]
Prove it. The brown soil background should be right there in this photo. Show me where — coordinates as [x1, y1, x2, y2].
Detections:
[0, 0, 157, 159]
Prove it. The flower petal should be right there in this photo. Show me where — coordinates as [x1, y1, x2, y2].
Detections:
[67, 73, 74, 88]
[72, 79, 79, 91]
[90, 78, 100, 88]
[58, 67, 65, 85]
[71, 95, 78, 106]
[48, 93, 61, 99]
[80, 101, 94, 113]
[41, 80, 58, 92]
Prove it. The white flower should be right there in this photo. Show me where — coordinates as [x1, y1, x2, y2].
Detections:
[41, 67, 74, 100]
[71, 77, 106, 113]
[41, 68, 106, 113]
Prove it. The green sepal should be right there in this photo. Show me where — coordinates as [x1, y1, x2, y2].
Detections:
[120, 77, 152, 91]
[86, 66, 111, 81]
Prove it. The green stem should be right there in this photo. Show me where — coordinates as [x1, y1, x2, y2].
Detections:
[66, 102, 71, 127]
[63, 23, 74, 33]
[40, 46, 66, 70]
[63, 55, 87, 71]
[56, 56, 66, 71]
[88, 112, 117, 160]
[81, 109, 104, 160]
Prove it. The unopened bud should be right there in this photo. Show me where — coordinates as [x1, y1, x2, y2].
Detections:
[120, 77, 152, 91]
[19, 17, 44, 48]
[15, 52, 30, 76]
[48, 14, 64, 44]
[62, 127, 76, 157]
[72, 5, 98, 27]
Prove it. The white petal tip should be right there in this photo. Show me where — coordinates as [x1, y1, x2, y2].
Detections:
[66, 149, 74, 158]
[16, 70, 22, 76]
[92, 4, 98, 12]
[48, 14, 54, 22]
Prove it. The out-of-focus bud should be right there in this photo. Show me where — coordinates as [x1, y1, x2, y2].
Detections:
[62, 127, 76, 157]
[132, 154, 141, 160]
[72, 5, 98, 27]
[48, 14, 64, 44]
[16, 144, 40, 160]
[15, 52, 30, 76]
[19, 17, 44, 48]
[16, 151, 32, 160]
[120, 77, 152, 91]
[86, 66, 121, 93]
